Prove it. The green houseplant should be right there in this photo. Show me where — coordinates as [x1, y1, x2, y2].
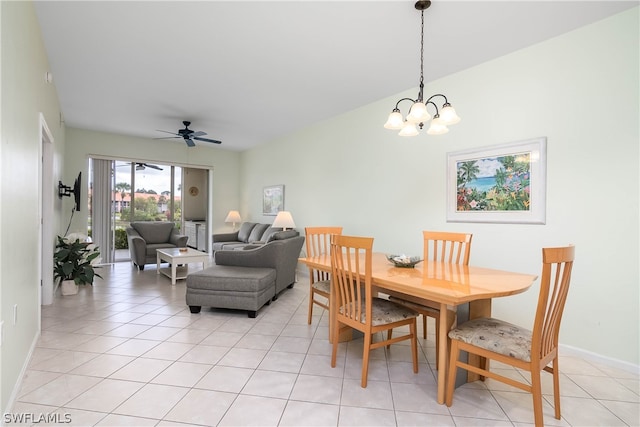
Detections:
[53, 234, 102, 293]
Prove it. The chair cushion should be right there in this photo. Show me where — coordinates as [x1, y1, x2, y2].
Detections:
[339, 298, 418, 326]
[237, 222, 257, 243]
[132, 222, 174, 244]
[448, 317, 532, 362]
[248, 223, 270, 242]
[312, 280, 331, 294]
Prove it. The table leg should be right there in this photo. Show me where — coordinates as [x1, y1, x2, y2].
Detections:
[171, 262, 177, 285]
[467, 299, 491, 382]
[156, 253, 161, 274]
[436, 303, 448, 404]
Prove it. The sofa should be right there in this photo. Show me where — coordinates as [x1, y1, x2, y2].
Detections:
[126, 221, 188, 270]
[212, 222, 283, 251]
[186, 232, 305, 317]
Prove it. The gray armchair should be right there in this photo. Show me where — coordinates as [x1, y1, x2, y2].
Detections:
[126, 221, 188, 270]
[214, 233, 305, 295]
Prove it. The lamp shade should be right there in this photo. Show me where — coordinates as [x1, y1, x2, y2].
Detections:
[384, 111, 404, 130]
[426, 116, 449, 135]
[399, 121, 419, 137]
[439, 104, 461, 125]
[224, 210, 242, 223]
[272, 211, 296, 230]
[407, 101, 431, 123]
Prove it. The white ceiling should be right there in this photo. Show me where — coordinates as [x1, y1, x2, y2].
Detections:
[34, 1, 636, 151]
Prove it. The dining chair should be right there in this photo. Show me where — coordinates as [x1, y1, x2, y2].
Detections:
[389, 230, 472, 368]
[445, 245, 575, 427]
[305, 226, 343, 325]
[330, 234, 419, 388]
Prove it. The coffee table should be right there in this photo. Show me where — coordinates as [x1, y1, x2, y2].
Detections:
[156, 248, 210, 285]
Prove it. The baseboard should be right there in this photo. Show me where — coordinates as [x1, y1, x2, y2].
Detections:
[560, 343, 640, 375]
[4, 330, 41, 415]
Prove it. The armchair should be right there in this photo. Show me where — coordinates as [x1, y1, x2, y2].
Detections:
[126, 221, 188, 270]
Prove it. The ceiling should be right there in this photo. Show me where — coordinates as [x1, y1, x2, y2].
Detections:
[34, 1, 636, 151]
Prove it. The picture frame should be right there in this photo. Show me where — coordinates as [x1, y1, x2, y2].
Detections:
[446, 137, 547, 224]
[263, 185, 284, 216]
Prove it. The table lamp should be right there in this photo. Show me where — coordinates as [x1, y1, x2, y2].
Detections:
[224, 210, 242, 231]
[272, 211, 296, 231]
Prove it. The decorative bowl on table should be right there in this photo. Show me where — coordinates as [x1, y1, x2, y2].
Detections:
[386, 254, 423, 268]
[179, 248, 188, 253]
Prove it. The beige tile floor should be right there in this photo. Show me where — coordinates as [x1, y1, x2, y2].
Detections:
[9, 260, 639, 426]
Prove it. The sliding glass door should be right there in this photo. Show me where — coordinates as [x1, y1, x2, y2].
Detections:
[90, 158, 184, 263]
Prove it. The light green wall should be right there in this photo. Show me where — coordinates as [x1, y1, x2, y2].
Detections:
[65, 128, 242, 236]
[1, 1, 66, 412]
[241, 8, 639, 365]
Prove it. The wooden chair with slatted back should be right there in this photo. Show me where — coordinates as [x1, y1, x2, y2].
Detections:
[305, 226, 343, 324]
[445, 245, 575, 427]
[388, 231, 472, 369]
[330, 234, 419, 388]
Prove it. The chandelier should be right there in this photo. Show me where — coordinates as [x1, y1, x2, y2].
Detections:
[384, 1, 460, 136]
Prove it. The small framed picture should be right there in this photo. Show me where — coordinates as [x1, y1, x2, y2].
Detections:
[263, 185, 284, 216]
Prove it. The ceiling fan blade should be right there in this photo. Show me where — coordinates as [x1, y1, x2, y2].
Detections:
[145, 164, 163, 170]
[185, 138, 196, 147]
[153, 136, 181, 140]
[194, 136, 222, 144]
[191, 131, 206, 137]
[156, 129, 180, 136]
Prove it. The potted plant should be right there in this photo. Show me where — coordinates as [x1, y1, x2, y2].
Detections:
[53, 233, 102, 295]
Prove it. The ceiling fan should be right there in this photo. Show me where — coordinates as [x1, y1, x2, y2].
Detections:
[155, 121, 222, 147]
[117, 162, 163, 171]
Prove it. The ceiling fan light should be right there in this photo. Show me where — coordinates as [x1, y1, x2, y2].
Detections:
[399, 121, 419, 137]
[384, 111, 404, 130]
[406, 101, 430, 123]
[439, 103, 461, 125]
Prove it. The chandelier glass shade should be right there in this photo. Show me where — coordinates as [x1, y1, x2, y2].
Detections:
[384, 1, 460, 136]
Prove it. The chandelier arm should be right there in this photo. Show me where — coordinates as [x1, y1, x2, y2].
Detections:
[426, 100, 440, 116]
[425, 93, 449, 105]
[394, 97, 418, 111]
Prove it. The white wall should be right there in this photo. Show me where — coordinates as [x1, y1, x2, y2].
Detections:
[65, 128, 242, 236]
[241, 8, 639, 366]
[0, 1, 66, 412]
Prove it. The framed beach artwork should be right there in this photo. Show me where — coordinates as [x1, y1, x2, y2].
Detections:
[263, 185, 284, 215]
[446, 137, 547, 224]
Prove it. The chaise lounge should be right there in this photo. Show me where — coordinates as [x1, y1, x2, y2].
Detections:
[186, 231, 304, 317]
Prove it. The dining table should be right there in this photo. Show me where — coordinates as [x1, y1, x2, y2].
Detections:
[299, 252, 538, 404]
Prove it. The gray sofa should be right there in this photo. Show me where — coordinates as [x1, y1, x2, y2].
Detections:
[186, 233, 305, 317]
[212, 222, 283, 251]
[126, 221, 188, 270]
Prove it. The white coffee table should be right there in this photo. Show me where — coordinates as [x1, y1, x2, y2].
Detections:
[156, 248, 209, 285]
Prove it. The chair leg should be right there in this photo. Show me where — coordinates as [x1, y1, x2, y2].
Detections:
[552, 358, 561, 419]
[531, 370, 544, 427]
[410, 321, 419, 373]
[307, 289, 314, 325]
[386, 330, 392, 349]
[331, 320, 339, 368]
[423, 315, 427, 339]
[361, 333, 372, 388]
[445, 340, 460, 406]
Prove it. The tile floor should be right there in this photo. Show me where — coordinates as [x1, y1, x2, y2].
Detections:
[9, 260, 640, 426]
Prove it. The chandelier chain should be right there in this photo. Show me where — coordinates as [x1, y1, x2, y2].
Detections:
[419, 9, 425, 88]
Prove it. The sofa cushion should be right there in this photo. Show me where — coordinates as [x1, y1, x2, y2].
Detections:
[248, 223, 270, 242]
[132, 222, 174, 244]
[260, 227, 283, 243]
[267, 229, 299, 242]
[237, 222, 257, 243]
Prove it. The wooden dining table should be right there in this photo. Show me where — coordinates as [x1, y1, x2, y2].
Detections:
[299, 252, 538, 404]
